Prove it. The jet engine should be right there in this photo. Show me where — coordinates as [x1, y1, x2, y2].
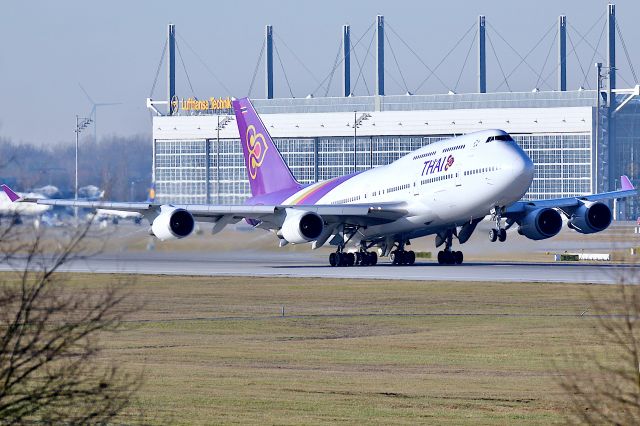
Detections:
[567, 201, 612, 234]
[517, 207, 563, 240]
[281, 208, 324, 244]
[151, 206, 195, 241]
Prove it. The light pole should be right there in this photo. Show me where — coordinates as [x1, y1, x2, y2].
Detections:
[74, 115, 92, 219]
[353, 111, 357, 173]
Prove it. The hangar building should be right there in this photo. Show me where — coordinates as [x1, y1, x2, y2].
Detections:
[148, 8, 640, 218]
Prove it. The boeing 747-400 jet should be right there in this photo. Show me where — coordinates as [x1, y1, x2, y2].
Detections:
[2, 98, 638, 266]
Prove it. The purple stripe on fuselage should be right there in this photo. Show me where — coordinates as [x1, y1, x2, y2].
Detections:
[295, 171, 362, 205]
[245, 171, 362, 207]
[245, 187, 299, 206]
[242, 171, 362, 226]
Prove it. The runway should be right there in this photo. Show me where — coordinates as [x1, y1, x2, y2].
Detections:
[2, 250, 636, 285]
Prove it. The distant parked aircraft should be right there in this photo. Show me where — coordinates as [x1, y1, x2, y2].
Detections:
[3, 98, 638, 266]
[0, 187, 51, 226]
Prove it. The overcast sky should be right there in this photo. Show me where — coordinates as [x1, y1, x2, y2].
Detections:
[1, 0, 638, 146]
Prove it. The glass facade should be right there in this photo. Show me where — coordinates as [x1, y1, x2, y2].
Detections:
[615, 104, 640, 218]
[154, 133, 592, 205]
[516, 134, 591, 200]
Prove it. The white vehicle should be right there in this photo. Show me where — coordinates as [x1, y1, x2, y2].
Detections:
[95, 208, 142, 225]
[3, 98, 637, 266]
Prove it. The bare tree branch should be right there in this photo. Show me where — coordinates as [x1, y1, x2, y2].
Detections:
[0, 218, 143, 424]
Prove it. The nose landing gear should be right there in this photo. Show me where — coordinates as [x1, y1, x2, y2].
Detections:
[489, 207, 507, 242]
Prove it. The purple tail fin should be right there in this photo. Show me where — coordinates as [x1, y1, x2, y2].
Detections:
[233, 98, 301, 197]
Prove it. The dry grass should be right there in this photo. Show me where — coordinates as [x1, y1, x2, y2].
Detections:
[4, 273, 627, 424]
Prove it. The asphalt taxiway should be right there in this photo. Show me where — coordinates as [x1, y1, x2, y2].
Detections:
[2, 250, 634, 285]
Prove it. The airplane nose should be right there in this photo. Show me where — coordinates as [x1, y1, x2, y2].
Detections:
[508, 143, 534, 192]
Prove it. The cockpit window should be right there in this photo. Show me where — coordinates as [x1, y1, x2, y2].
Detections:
[486, 134, 514, 143]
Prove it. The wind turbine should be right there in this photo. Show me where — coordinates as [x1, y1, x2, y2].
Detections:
[78, 83, 121, 144]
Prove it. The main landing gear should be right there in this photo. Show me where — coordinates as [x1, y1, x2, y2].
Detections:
[437, 250, 463, 265]
[389, 240, 416, 266]
[489, 207, 507, 243]
[436, 230, 464, 265]
[328, 226, 378, 267]
[329, 250, 377, 267]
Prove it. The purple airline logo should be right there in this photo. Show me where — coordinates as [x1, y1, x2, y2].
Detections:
[246, 124, 269, 180]
[422, 155, 455, 176]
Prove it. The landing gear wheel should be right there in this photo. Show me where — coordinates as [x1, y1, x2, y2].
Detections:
[368, 252, 378, 266]
[438, 250, 458, 265]
[390, 250, 399, 265]
[489, 228, 498, 242]
[406, 250, 416, 265]
[346, 252, 355, 266]
[329, 253, 338, 267]
[445, 251, 455, 265]
[498, 228, 507, 242]
[355, 252, 363, 265]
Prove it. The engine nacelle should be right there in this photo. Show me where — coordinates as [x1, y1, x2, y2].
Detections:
[281, 208, 324, 244]
[151, 205, 195, 241]
[567, 201, 612, 234]
[517, 207, 563, 241]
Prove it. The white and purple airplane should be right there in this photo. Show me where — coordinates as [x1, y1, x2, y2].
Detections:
[2, 98, 637, 266]
[0, 187, 51, 226]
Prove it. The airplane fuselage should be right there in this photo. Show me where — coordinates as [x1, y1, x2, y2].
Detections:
[248, 129, 534, 246]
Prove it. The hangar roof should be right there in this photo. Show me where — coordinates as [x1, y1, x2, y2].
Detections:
[153, 105, 593, 140]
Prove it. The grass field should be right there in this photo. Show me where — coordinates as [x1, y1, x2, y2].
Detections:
[16, 273, 632, 424]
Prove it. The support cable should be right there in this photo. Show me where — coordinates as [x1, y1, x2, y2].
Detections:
[539, 14, 605, 90]
[149, 39, 167, 98]
[535, 29, 557, 90]
[580, 21, 607, 89]
[491, 21, 556, 92]
[311, 21, 375, 95]
[386, 22, 459, 92]
[616, 72, 634, 89]
[175, 41, 196, 97]
[454, 30, 477, 93]
[616, 20, 638, 83]
[176, 34, 232, 94]
[411, 22, 476, 94]
[273, 40, 294, 98]
[385, 31, 409, 93]
[567, 18, 606, 63]
[353, 21, 412, 94]
[324, 39, 343, 97]
[351, 34, 373, 96]
[247, 41, 265, 97]
[567, 30, 589, 88]
[486, 31, 511, 92]
[273, 31, 322, 86]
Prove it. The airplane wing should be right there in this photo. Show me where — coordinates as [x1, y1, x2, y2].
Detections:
[2, 184, 408, 228]
[505, 175, 637, 216]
